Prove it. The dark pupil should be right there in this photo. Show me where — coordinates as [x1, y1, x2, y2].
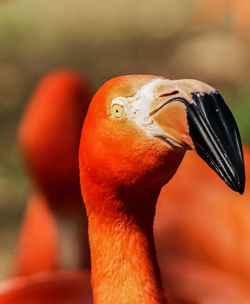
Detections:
[116, 109, 119, 112]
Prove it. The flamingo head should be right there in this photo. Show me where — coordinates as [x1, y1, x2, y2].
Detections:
[79, 75, 245, 208]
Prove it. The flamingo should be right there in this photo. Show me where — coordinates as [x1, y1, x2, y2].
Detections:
[78, 75, 244, 304]
[1, 75, 245, 303]
[193, 0, 250, 35]
[13, 70, 92, 276]
[155, 147, 250, 303]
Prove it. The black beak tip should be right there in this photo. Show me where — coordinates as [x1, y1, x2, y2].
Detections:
[186, 91, 246, 195]
[232, 172, 245, 194]
[224, 173, 245, 194]
[238, 185, 245, 195]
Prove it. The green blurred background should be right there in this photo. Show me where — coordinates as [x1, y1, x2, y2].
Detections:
[0, 0, 249, 279]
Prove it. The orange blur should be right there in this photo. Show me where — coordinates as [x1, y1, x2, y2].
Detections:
[0, 271, 92, 304]
[194, 0, 250, 36]
[18, 69, 92, 214]
[12, 196, 60, 276]
[13, 70, 92, 276]
[155, 147, 250, 303]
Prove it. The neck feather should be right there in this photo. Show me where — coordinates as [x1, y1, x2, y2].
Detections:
[87, 190, 167, 304]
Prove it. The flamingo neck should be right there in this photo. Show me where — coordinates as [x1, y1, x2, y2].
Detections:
[87, 190, 167, 304]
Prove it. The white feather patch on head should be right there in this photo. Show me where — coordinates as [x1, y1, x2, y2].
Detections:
[111, 78, 180, 147]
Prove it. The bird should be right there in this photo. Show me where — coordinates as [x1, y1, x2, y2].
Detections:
[13, 69, 92, 276]
[1, 75, 244, 303]
[78, 75, 244, 304]
[193, 0, 250, 36]
[155, 146, 250, 303]
[0, 270, 92, 304]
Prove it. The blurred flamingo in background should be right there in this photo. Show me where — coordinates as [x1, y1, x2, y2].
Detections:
[156, 147, 250, 303]
[13, 70, 92, 276]
[193, 0, 250, 36]
[0, 75, 245, 303]
[0, 270, 92, 304]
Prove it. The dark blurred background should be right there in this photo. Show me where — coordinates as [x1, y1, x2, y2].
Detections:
[0, 0, 249, 279]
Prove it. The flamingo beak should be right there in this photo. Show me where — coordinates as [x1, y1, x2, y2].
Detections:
[151, 86, 245, 194]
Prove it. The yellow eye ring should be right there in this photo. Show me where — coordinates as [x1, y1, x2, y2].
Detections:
[111, 104, 125, 119]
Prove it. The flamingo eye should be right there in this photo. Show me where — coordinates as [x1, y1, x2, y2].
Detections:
[111, 104, 125, 119]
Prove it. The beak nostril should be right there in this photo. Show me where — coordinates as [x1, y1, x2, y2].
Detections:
[149, 91, 181, 117]
[159, 90, 179, 98]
